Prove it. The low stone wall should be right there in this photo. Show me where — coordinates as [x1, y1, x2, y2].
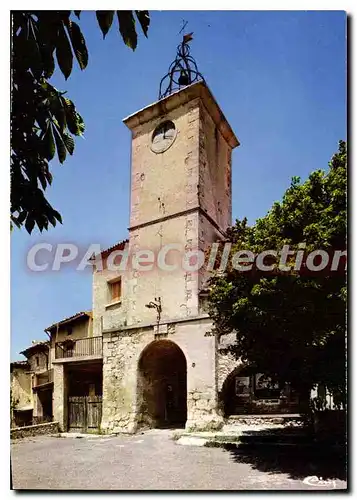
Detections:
[226, 415, 304, 427]
[11, 421, 59, 440]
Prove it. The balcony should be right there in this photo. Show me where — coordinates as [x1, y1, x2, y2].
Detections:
[33, 369, 53, 388]
[55, 336, 102, 360]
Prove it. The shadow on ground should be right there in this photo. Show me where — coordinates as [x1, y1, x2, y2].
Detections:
[222, 427, 347, 481]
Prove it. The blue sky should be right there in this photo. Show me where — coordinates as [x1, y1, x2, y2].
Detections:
[11, 10, 346, 359]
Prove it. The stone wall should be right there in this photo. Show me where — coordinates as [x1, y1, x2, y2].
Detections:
[128, 98, 201, 230]
[217, 349, 239, 393]
[93, 265, 126, 337]
[226, 415, 304, 427]
[101, 328, 143, 433]
[101, 317, 223, 434]
[198, 101, 232, 231]
[11, 366, 33, 411]
[52, 363, 68, 432]
[11, 421, 59, 440]
[27, 350, 48, 373]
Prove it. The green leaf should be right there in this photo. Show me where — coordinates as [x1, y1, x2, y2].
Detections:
[56, 24, 73, 79]
[74, 11, 81, 19]
[53, 210, 63, 224]
[42, 47, 55, 79]
[117, 11, 137, 50]
[62, 98, 85, 136]
[47, 212, 57, 227]
[38, 170, 48, 190]
[53, 126, 67, 164]
[96, 11, 115, 39]
[17, 211, 27, 225]
[135, 11, 150, 37]
[62, 133, 75, 155]
[37, 217, 45, 232]
[43, 124, 56, 161]
[44, 167, 53, 185]
[66, 20, 88, 70]
[76, 113, 85, 135]
[25, 216, 35, 234]
[54, 104, 66, 133]
[26, 16, 44, 79]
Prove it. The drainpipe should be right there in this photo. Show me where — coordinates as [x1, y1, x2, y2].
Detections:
[44, 329, 51, 370]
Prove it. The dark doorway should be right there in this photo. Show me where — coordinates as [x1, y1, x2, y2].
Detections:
[13, 409, 33, 427]
[138, 340, 187, 429]
[221, 366, 302, 416]
[221, 366, 253, 416]
[37, 388, 53, 421]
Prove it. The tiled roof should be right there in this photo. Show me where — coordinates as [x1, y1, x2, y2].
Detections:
[20, 340, 49, 357]
[10, 360, 30, 368]
[90, 239, 129, 260]
[45, 311, 92, 333]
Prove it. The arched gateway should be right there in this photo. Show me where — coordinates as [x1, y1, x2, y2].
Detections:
[221, 365, 301, 416]
[137, 340, 187, 429]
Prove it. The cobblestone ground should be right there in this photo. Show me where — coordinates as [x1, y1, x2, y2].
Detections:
[11, 429, 347, 491]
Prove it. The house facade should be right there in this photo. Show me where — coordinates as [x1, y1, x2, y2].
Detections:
[47, 311, 102, 433]
[11, 360, 32, 427]
[11, 340, 52, 427]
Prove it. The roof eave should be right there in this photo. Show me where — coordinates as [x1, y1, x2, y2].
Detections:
[44, 311, 92, 334]
[123, 80, 240, 149]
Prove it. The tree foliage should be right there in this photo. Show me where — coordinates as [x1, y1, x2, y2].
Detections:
[11, 11, 150, 234]
[208, 141, 347, 406]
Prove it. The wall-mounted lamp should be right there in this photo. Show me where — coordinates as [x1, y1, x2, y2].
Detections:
[145, 297, 162, 331]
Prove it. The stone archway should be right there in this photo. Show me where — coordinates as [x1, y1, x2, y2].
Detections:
[221, 365, 302, 416]
[137, 340, 187, 429]
[221, 365, 254, 416]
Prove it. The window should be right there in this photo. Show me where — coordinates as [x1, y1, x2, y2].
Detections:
[235, 376, 250, 396]
[254, 374, 280, 399]
[35, 356, 39, 367]
[67, 326, 73, 336]
[109, 278, 121, 302]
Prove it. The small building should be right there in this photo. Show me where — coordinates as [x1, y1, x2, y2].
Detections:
[46, 311, 103, 433]
[10, 360, 32, 427]
[11, 340, 54, 428]
[19, 340, 53, 425]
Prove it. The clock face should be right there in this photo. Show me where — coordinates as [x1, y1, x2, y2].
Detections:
[151, 120, 177, 153]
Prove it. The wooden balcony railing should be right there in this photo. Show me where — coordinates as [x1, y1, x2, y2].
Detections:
[55, 336, 102, 359]
[33, 369, 53, 388]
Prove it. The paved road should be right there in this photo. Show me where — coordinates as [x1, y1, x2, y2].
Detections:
[11, 429, 347, 491]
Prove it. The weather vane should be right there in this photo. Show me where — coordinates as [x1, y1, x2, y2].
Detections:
[178, 19, 188, 35]
[158, 30, 205, 100]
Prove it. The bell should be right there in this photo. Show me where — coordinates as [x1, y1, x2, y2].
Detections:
[178, 70, 190, 86]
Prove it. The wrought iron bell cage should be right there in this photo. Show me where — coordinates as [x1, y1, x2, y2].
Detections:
[158, 34, 205, 100]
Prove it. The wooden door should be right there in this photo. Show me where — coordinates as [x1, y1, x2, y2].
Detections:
[68, 396, 102, 433]
[68, 396, 86, 432]
[87, 396, 102, 432]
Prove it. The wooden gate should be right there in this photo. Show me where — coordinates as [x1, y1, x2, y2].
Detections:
[68, 396, 102, 433]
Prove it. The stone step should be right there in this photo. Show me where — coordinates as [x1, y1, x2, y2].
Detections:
[176, 433, 314, 448]
[225, 413, 303, 426]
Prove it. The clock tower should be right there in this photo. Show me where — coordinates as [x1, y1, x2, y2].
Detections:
[100, 37, 240, 434]
[122, 65, 239, 327]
